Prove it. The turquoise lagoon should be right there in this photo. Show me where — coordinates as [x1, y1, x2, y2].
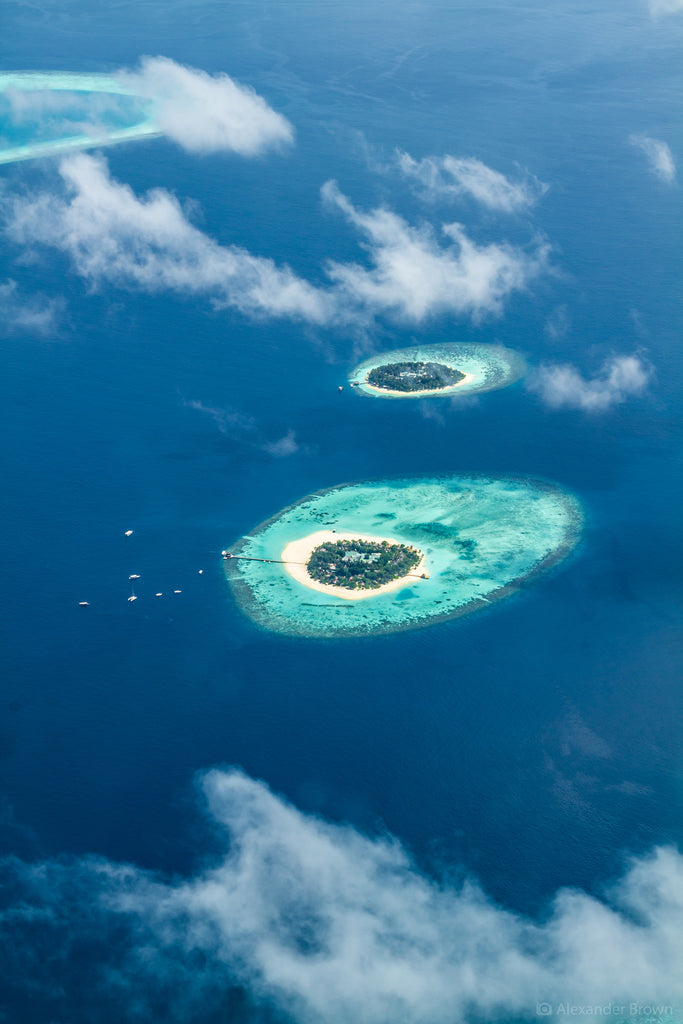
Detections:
[349, 342, 526, 400]
[225, 474, 583, 638]
[0, 72, 158, 164]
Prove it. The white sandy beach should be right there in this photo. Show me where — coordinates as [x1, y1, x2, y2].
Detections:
[362, 370, 476, 398]
[281, 530, 426, 601]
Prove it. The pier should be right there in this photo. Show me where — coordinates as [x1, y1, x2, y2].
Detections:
[223, 550, 427, 578]
[222, 551, 304, 565]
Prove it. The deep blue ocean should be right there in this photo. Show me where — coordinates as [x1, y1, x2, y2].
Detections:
[1, 1, 683, 1018]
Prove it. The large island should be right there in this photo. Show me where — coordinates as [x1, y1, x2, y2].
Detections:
[223, 474, 583, 638]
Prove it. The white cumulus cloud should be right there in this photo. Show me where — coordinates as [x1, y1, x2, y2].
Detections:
[116, 56, 294, 156]
[0, 768, 682, 1024]
[629, 135, 676, 184]
[397, 151, 548, 212]
[322, 179, 550, 322]
[3, 153, 330, 323]
[2, 158, 550, 329]
[530, 355, 651, 412]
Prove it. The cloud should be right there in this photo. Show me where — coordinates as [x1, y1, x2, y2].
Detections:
[322, 180, 551, 321]
[3, 153, 331, 323]
[629, 135, 676, 184]
[0, 768, 682, 1024]
[116, 56, 294, 156]
[183, 399, 302, 458]
[649, 0, 683, 15]
[182, 398, 256, 436]
[397, 151, 548, 212]
[262, 428, 300, 457]
[529, 355, 651, 412]
[544, 304, 571, 343]
[0, 278, 64, 336]
[2, 158, 551, 329]
[559, 711, 612, 761]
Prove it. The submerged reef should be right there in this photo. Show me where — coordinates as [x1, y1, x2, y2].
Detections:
[224, 474, 583, 638]
[0, 72, 157, 165]
[349, 342, 525, 399]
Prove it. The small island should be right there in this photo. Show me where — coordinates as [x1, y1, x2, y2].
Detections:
[349, 342, 526, 401]
[307, 538, 422, 590]
[367, 361, 465, 393]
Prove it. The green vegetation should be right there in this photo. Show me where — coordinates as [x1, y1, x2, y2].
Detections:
[307, 539, 422, 590]
[367, 361, 465, 393]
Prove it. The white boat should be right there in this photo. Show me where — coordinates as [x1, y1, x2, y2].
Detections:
[124, 530, 134, 537]
[78, 601, 90, 607]
[128, 593, 138, 603]
[173, 589, 182, 594]
[129, 574, 141, 580]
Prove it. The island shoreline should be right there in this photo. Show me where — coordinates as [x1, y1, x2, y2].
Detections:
[281, 530, 426, 601]
[362, 370, 476, 398]
[349, 342, 527, 400]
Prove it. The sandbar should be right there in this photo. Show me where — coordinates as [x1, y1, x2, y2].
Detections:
[281, 530, 426, 601]
[0, 72, 158, 166]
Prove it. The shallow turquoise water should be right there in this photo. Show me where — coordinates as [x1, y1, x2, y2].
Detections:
[349, 342, 526, 399]
[226, 474, 582, 637]
[0, 72, 157, 164]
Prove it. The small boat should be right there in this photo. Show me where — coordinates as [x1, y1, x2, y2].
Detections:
[124, 530, 134, 537]
[78, 601, 90, 607]
[129, 574, 141, 580]
[338, 385, 344, 392]
[155, 593, 163, 597]
[198, 569, 204, 574]
[173, 589, 182, 594]
[128, 594, 138, 603]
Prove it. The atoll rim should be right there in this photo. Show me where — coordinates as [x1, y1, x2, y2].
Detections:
[349, 342, 525, 399]
[0, 72, 158, 165]
[224, 474, 583, 638]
